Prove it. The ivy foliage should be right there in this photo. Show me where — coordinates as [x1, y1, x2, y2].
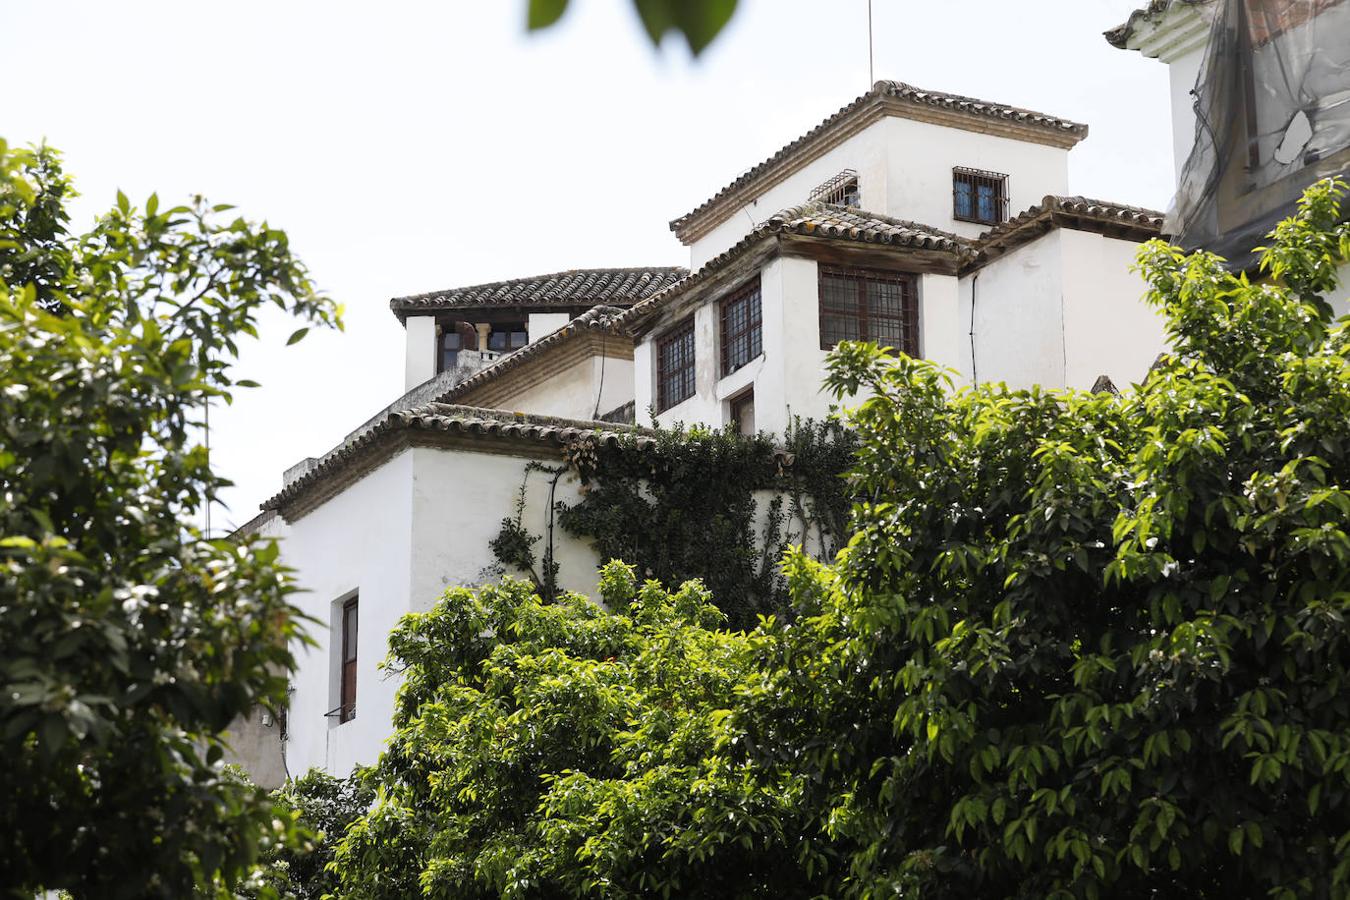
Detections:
[494, 419, 858, 627]
[338, 179, 1350, 898]
[0, 141, 340, 897]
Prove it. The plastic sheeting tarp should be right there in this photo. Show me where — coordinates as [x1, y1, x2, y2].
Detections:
[1174, 0, 1350, 265]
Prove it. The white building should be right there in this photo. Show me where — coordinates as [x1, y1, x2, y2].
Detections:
[231, 73, 1189, 780]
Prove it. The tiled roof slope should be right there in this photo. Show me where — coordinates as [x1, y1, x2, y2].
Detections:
[390, 266, 687, 322]
[625, 202, 970, 327]
[966, 195, 1165, 270]
[264, 402, 798, 521]
[670, 80, 1089, 242]
[1105, 0, 1208, 48]
[627, 197, 1162, 328]
[262, 404, 654, 520]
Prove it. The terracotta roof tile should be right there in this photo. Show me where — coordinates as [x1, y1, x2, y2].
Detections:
[262, 404, 654, 520]
[263, 402, 794, 521]
[1105, 0, 1208, 48]
[389, 266, 687, 322]
[625, 202, 970, 329]
[963, 195, 1165, 272]
[670, 80, 1089, 242]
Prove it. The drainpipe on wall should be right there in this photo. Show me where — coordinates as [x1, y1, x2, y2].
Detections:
[968, 273, 980, 384]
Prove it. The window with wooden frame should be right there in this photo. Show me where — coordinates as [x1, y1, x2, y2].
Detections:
[818, 266, 919, 355]
[952, 167, 1009, 225]
[656, 318, 696, 412]
[719, 279, 762, 376]
[729, 389, 756, 436]
[339, 597, 358, 724]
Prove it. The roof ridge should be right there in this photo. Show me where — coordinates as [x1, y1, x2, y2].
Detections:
[391, 265, 688, 306]
[669, 80, 1089, 243]
[770, 201, 974, 245]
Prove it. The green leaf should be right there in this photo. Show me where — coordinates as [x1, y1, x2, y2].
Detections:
[527, 0, 569, 29]
[286, 327, 309, 345]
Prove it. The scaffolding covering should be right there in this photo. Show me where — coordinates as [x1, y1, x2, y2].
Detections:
[1175, 0, 1350, 264]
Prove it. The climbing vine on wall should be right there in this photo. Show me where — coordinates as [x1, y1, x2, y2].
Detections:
[490, 420, 859, 627]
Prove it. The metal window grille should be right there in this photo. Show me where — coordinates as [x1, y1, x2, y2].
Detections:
[656, 319, 696, 412]
[818, 266, 919, 355]
[952, 166, 1009, 225]
[808, 169, 861, 207]
[719, 279, 763, 376]
[339, 597, 358, 724]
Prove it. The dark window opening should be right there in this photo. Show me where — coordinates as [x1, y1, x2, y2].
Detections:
[809, 168, 861, 207]
[720, 279, 763, 376]
[339, 597, 358, 724]
[656, 319, 696, 412]
[818, 266, 919, 355]
[487, 325, 529, 353]
[439, 330, 463, 372]
[953, 167, 1009, 225]
[730, 389, 755, 436]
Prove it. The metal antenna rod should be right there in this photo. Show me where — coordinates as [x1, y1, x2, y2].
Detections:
[867, 0, 874, 85]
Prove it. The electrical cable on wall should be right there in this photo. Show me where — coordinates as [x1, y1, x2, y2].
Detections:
[593, 328, 606, 420]
[969, 273, 979, 383]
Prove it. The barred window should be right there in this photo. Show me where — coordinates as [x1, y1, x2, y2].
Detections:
[818, 266, 919, 354]
[656, 318, 696, 412]
[719, 279, 762, 376]
[953, 167, 1009, 225]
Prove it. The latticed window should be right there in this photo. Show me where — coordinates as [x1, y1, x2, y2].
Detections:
[953, 167, 1009, 225]
[719, 279, 762, 376]
[818, 266, 919, 354]
[656, 318, 696, 412]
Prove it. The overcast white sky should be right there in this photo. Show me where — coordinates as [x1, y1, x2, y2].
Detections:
[5, 0, 1172, 532]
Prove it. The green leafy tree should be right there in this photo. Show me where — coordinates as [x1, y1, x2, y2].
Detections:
[242, 769, 375, 900]
[767, 176, 1350, 897]
[333, 179, 1350, 899]
[0, 141, 340, 897]
[526, 0, 738, 56]
[334, 562, 811, 898]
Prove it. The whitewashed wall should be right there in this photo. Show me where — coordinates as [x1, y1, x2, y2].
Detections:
[282, 450, 416, 777]
[959, 232, 1068, 390]
[1059, 230, 1166, 389]
[689, 119, 893, 269]
[881, 116, 1069, 241]
[687, 115, 1071, 268]
[642, 256, 969, 434]
[478, 353, 635, 421]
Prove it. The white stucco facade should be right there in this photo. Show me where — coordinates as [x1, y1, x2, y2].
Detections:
[277, 443, 611, 775]
[687, 115, 1071, 269]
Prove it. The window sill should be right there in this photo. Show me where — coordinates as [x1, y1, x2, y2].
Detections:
[716, 354, 765, 399]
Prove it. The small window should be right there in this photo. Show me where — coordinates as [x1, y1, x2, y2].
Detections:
[729, 389, 755, 436]
[719, 280, 763, 376]
[952, 167, 1009, 225]
[656, 318, 696, 412]
[818, 266, 919, 355]
[487, 325, 529, 353]
[439, 330, 462, 372]
[339, 597, 358, 724]
[809, 168, 861, 207]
